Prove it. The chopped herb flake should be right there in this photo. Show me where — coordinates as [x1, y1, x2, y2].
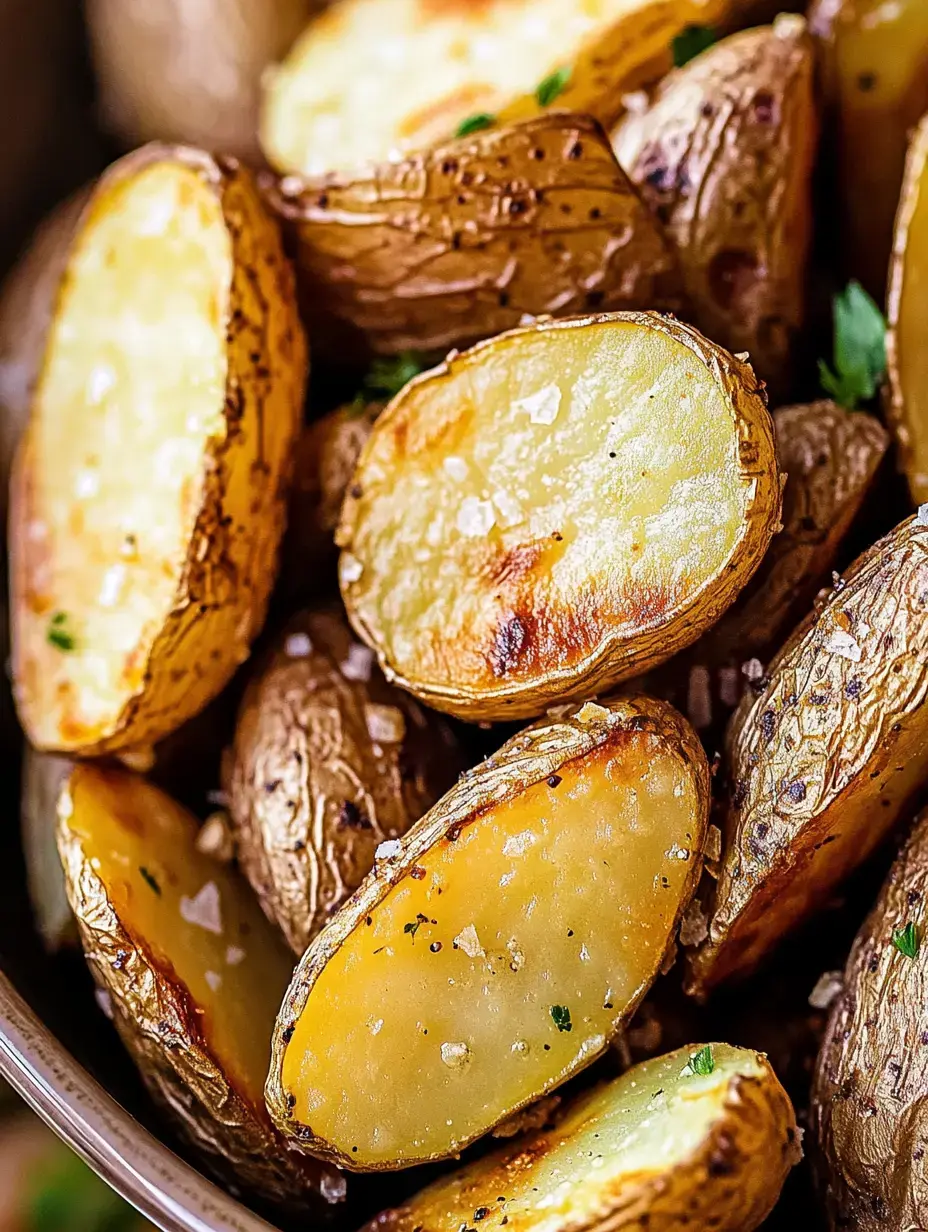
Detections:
[672, 25, 716, 68]
[688, 1045, 715, 1076]
[892, 921, 920, 959]
[550, 1004, 572, 1032]
[139, 866, 161, 895]
[818, 280, 887, 408]
[47, 611, 76, 651]
[351, 352, 426, 414]
[535, 66, 571, 107]
[454, 113, 497, 139]
[404, 912, 429, 942]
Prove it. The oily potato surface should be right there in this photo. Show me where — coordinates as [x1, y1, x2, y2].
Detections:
[262, 113, 685, 357]
[812, 808, 928, 1232]
[688, 514, 928, 995]
[227, 606, 463, 954]
[338, 312, 780, 722]
[57, 764, 339, 1209]
[366, 1044, 800, 1232]
[267, 695, 709, 1170]
[9, 143, 305, 756]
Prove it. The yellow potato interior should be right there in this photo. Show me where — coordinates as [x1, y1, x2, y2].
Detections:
[893, 125, 928, 502]
[16, 161, 230, 748]
[62, 766, 294, 1108]
[281, 733, 702, 1167]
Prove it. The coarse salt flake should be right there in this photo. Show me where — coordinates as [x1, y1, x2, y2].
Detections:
[375, 839, 402, 860]
[456, 497, 496, 537]
[440, 1041, 472, 1069]
[365, 703, 406, 743]
[443, 455, 468, 481]
[824, 628, 862, 662]
[369, 1017, 384, 1035]
[98, 563, 126, 608]
[205, 970, 223, 992]
[514, 384, 561, 425]
[225, 946, 246, 966]
[180, 881, 223, 935]
[454, 924, 485, 958]
[196, 812, 235, 863]
[919, 504, 928, 526]
[492, 489, 524, 528]
[576, 701, 609, 723]
[340, 553, 363, 583]
[285, 632, 313, 658]
[320, 1173, 347, 1204]
[809, 970, 843, 1011]
[341, 643, 374, 681]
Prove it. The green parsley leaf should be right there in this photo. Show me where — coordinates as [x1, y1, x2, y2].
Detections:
[892, 921, 920, 959]
[688, 1045, 715, 1076]
[819, 280, 887, 408]
[139, 866, 161, 896]
[47, 612, 76, 652]
[350, 352, 427, 416]
[404, 912, 429, 942]
[671, 25, 716, 68]
[454, 113, 497, 139]
[535, 66, 571, 107]
[550, 1004, 572, 1032]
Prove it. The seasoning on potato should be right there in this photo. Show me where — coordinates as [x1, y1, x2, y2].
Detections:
[57, 763, 341, 1210]
[886, 114, 928, 505]
[613, 15, 817, 400]
[364, 1044, 800, 1232]
[338, 311, 780, 722]
[260, 0, 731, 177]
[266, 695, 709, 1170]
[812, 806, 928, 1232]
[9, 142, 306, 756]
[687, 513, 928, 996]
[226, 606, 463, 954]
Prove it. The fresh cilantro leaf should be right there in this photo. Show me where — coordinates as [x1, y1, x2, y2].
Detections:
[688, 1045, 715, 1076]
[550, 1004, 572, 1032]
[892, 921, 920, 959]
[535, 66, 571, 107]
[47, 612, 76, 652]
[672, 25, 716, 68]
[404, 912, 429, 942]
[819, 280, 887, 408]
[139, 867, 161, 896]
[454, 113, 497, 138]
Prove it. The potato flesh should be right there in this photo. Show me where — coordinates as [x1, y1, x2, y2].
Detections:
[893, 123, 928, 503]
[63, 766, 294, 1107]
[281, 735, 701, 1166]
[17, 163, 230, 747]
[342, 319, 751, 701]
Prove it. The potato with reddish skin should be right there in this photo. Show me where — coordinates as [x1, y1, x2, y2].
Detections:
[613, 16, 817, 401]
[261, 113, 685, 358]
[226, 606, 464, 954]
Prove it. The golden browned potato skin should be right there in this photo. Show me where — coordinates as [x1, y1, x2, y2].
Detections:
[10, 144, 306, 755]
[226, 606, 463, 954]
[812, 808, 928, 1231]
[261, 114, 685, 357]
[688, 514, 928, 996]
[613, 17, 817, 401]
[85, 0, 317, 161]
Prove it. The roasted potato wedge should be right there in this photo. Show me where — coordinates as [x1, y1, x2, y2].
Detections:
[9, 143, 306, 756]
[21, 748, 75, 953]
[338, 312, 780, 722]
[260, 0, 730, 177]
[226, 606, 463, 954]
[887, 114, 928, 505]
[812, 807, 928, 1231]
[262, 113, 685, 358]
[57, 764, 340, 1209]
[366, 1044, 800, 1232]
[613, 16, 817, 400]
[809, 0, 928, 300]
[86, 0, 316, 161]
[688, 513, 928, 995]
[267, 695, 709, 1170]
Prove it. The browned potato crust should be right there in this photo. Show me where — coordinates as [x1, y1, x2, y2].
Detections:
[262, 114, 685, 358]
[688, 514, 928, 995]
[812, 807, 928, 1231]
[9, 144, 306, 755]
[613, 16, 817, 400]
[226, 606, 463, 954]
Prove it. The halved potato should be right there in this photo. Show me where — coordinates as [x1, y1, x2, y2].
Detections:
[226, 606, 463, 954]
[687, 513, 928, 995]
[21, 748, 75, 953]
[613, 16, 817, 400]
[366, 1044, 800, 1232]
[261, 113, 685, 357]
[9, 143, 306, 756]
[267, 694, 709, 1170]
[338, 312, 780, 722]
[887, 114, 928, 505]
[260, 0, 730, 177]
[57, 764, 340, 1209]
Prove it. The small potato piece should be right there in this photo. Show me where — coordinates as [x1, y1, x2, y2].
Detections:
[613, 17, 817, 400]
[338, 312, 779, 722]
[86, 0, 316, 161]
[688, 514, 928, 995]
[261, 114, 685, 357]
[267, 695, 709, 1170]
[366, 1044, 800, 1232]
[227, 606, 463, 954]
[812, 808, 928, 1231]
[10, 144, 306, 755]
[887, 114, 928, 505]
[21, 748, 75, 953]
[260, 0, 730, 177]
[809, 0, 928, 300]
[57, 764, 339, 1209]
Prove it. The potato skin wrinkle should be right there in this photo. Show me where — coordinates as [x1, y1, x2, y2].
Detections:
[366, 1044, 800, 1232]
[9, 144, 306, 755]
[813, 809, 928, 1232]
[613, 16, 817, 401]
[227, 606, 463, 954]
[261, 114, 685, 358]
[338, 311, 780, 722]
[688, 515, 928, 995]
[267, 695, 709, 1170]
